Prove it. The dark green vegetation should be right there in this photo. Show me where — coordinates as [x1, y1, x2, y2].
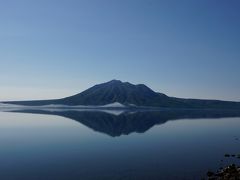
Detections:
[3, 80, 240, 109]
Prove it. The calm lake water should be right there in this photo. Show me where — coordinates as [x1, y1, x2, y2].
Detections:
[0, 110, 240, 180]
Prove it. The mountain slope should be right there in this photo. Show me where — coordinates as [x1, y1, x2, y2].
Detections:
[3, 80, 240, 109]
[59, 80, 167, 106]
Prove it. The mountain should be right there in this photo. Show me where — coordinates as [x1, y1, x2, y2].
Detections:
[2, 80, 240, 109]
[59, 79, 170, 106]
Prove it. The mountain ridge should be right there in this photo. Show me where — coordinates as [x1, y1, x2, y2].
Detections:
[2, 80, 240, 109]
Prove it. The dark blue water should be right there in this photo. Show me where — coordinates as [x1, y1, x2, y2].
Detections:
[0, 110, 240, 180]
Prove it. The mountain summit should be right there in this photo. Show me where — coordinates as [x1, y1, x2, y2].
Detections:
[3, 80, 240, 109]
[59, 79, 167, 106]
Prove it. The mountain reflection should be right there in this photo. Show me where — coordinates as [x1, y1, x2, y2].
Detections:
[7, 109, 240, 137]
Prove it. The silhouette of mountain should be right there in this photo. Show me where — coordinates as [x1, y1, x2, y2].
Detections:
[8, 109, 240, 137]
[3, 80, 240, 109]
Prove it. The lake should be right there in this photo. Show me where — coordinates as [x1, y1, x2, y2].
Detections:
[0, 109, 240, 180]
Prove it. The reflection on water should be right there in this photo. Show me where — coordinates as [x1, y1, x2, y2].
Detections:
[8, 108, 240, 137]
[0, 109, 240, 179]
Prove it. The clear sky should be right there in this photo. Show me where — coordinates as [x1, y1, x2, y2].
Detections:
[1, 0, 240, 101]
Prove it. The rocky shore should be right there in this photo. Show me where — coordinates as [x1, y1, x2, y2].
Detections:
[206, 136, 240, 180]
[207, 164, 240, 180]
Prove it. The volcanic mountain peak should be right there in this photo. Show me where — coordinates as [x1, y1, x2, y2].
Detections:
[2, 80, 240, 109]
[60, 80, 161, 106]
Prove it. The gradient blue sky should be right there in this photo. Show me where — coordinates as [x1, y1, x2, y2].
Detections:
[1, 0, 240, 101]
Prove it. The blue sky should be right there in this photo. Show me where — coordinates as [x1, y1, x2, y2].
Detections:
[1, 0, 240, 101]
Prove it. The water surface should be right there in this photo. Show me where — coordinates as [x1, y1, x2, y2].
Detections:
[0, 110, 240, 180]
